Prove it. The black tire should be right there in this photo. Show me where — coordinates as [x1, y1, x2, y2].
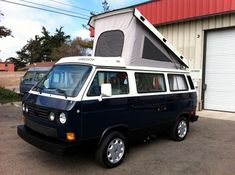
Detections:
[170, 117, 189, 141]
[96, 131, 127, 168]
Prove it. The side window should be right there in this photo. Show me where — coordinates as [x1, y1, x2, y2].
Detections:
[168, 74, 188, 91]
[187, 75, 195, 90]
[23, 72, 34, 81]
[87, 71, 129, 96]
[34, 72, 47, 82]
[95, 30, 124, 57]
[142, 37, 171, 62]
[135, 73, 166, 93]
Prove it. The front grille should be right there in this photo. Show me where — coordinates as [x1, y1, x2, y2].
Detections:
[28, 104, 49, 119]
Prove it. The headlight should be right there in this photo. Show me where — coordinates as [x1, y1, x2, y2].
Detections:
[49, 112, 55, 121]
[22, 103, 25, 111]
[59, 113, 67, 124]
[25, 105, 28, 113]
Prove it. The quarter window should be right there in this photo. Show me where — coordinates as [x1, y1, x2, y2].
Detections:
[135, 73, 166, 93]
[87, 71, 129, 96]
[168, 74, 188, 91]
[142, 37, 171, 62]
[187, 75, 195, 90]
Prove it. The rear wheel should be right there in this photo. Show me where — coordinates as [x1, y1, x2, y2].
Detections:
[96, 131, 127, 168]
[171, 117, 189, 141]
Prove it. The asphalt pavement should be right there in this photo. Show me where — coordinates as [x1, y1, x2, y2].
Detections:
[0, 105, 235, 175]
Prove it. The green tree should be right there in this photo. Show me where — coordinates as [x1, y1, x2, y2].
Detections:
[16, 26, 70, 64]
[0, 12, 12, 38]
[11, 27, 93, 70]
[51, 37, 93, 59]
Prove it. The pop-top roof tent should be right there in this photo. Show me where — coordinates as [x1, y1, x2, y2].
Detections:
[89, 8, 188, 70]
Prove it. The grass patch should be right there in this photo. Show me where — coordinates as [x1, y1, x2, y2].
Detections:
[0, 87, 21, 104]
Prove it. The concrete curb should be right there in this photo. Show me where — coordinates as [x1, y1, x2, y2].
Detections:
[0, 101, 21, 108]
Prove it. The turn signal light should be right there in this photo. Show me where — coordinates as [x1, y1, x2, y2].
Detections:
[66, 132, 75, 141]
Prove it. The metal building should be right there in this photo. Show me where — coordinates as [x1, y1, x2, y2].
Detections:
[136, 0, 235, 112]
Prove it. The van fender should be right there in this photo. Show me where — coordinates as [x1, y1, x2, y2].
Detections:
[176, 112, 190, 122]
[98, 124, 129, 148]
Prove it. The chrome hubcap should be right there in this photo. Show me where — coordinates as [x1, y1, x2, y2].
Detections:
[178, 120, 187, 138]
[107, 138, 125, 164]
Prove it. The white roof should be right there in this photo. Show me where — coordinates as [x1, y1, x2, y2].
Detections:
[56, 56, 189, 73]
[56, 56, 125, 67]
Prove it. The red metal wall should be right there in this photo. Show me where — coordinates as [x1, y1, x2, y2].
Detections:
[7, 64, 15, 72]
[137, 0, 235, 25]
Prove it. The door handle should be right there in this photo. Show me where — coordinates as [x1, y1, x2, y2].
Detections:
[156, 105, 167, 112]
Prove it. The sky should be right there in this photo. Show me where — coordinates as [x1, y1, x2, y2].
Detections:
[0, 0, 148, 61]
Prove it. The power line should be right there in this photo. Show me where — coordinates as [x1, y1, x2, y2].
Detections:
[0, 0, 89, 20]
[20, 0, 90, 17]
[48, 0, 96, 13]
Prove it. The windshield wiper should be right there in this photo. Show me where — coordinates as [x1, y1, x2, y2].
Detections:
[34, 85, 43, 94]
[47, 88, 68, 98]
[56, 88, 68, 99]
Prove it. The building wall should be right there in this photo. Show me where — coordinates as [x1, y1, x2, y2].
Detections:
[0, 63, 14, 72]
[157, 13, 235, 109]
[0, 72, 25, 92]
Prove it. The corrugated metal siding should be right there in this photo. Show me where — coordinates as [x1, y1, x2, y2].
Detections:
[157, 13, 235, 104]
[137, 0, 235, 25]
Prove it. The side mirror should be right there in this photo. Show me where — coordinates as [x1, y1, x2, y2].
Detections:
[99, 84, 112, 101]
[20, 76, 24, 82]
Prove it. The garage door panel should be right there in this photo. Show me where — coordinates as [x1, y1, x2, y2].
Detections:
[205, 91, 235, 112]
[204, 28, 235, 112]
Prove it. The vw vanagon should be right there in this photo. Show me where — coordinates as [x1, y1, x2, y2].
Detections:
[17, 8, 198, 168]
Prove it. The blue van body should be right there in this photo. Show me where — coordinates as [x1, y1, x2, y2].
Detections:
[19, 67, 51, 95]
[18, 63, 198, 157]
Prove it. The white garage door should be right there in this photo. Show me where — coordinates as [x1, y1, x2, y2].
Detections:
[204, 28, 235, 112]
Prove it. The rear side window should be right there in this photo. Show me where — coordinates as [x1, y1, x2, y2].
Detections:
[187, 75, 195, 90]
[168, 74, 188, 91]
[87, 71, 129, 96]
[135, 73, 166, 93]
[142, 37, 171, 62]
[95, 30, 124, 57]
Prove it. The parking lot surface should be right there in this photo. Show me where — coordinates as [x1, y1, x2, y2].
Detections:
[0, 105, 235, 175]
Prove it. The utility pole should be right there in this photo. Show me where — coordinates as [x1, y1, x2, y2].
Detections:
[102, 0, 110, 12]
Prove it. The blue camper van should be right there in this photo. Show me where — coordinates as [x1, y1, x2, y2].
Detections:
[17, 8, 198, 168]
[20, 67, 51, 95]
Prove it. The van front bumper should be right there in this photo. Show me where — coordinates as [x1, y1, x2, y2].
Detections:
[17, 125, 80, 155]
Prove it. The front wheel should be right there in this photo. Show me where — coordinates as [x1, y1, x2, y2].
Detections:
[170, 117, 189, 141]
[96, 131, 127, 168]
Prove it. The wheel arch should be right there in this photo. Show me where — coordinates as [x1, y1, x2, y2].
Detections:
[98, 124, 129, 147]
[177, 112, 190, 122]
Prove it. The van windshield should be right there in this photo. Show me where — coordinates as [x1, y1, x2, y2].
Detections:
[23, 71, 48, 82]
[33, 65, 92, 97]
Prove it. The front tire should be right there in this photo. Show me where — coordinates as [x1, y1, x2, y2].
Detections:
[171, 117, 189, 141]
[96, 131, 127, 168]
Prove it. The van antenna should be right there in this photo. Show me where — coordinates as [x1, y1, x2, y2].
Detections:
[102, 0, 110, 12]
